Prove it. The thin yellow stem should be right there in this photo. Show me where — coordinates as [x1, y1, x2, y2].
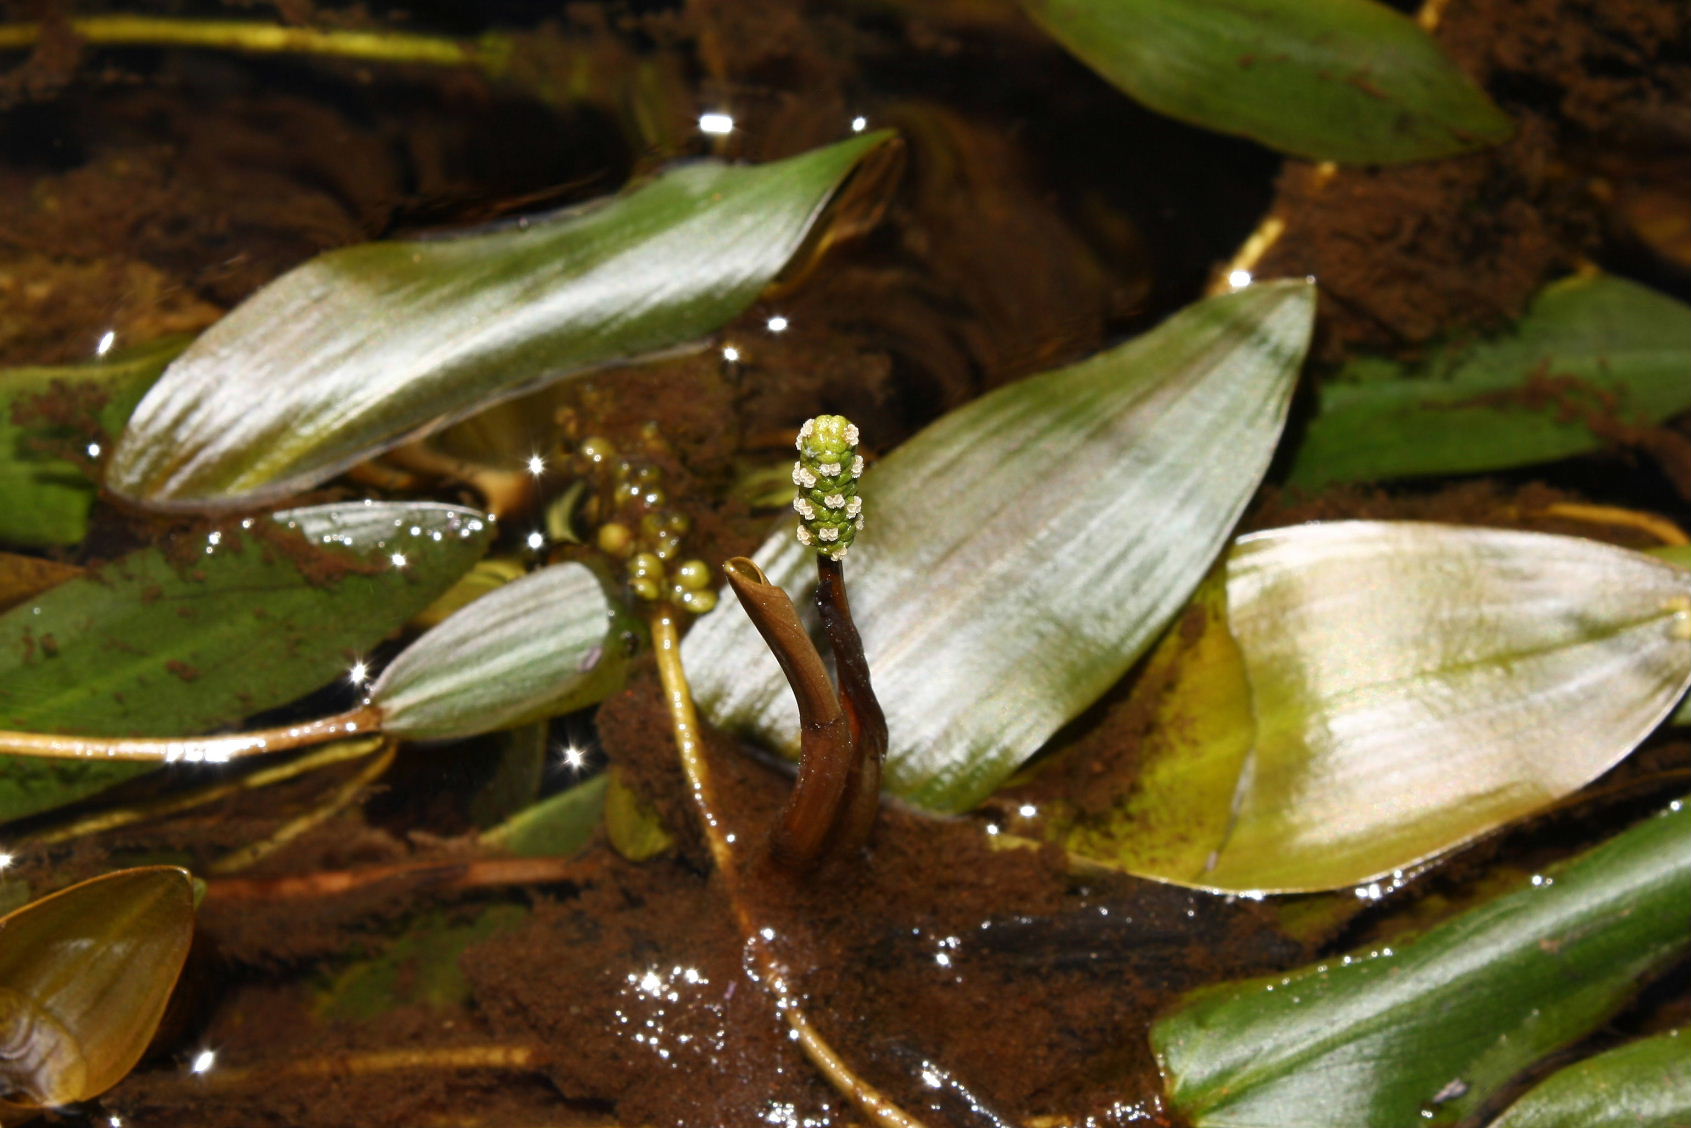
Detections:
[19, 735, 385, 846]
[0, 16, 495, 70]
[207, 739, 397, 874]
[175, 1043, 546, 1090]
[1534, 502, 1689, 547]
[646, 607, 930, 1128]
[0, 706, 381, 762]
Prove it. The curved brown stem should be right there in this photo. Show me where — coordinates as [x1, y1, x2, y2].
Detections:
[815, 555, 886, 854]
[723, 557, 857, 869]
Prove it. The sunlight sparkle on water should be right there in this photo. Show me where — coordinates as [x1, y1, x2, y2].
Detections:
[526, 453, 546, 476]
[765, 315, 789, 333]
[699, 112, 735, 135]
[348, 660, 370, 686]
[95, 329, 116, 356]
[0, 852, 13, 871]
[721, 344, 741, 362]
[526, 531, 546, 550]
[559, 744, 588, 772]
[389, 552, 408, 568]
[189, 1048, 216, 1074]
[1228, 269, 1253, 289]
[86, 441, 102, 458]
[850, 115, 868, 132]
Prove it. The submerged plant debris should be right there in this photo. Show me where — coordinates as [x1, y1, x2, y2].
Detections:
[0, 1, 1686, 1126]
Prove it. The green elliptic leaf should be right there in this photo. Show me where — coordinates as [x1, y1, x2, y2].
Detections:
[685, 280, 1315, 812]
[0, 501, 490, 823]
[1154, 800, 1691, 1128]
[106, 131, 896, 511]
[0, 866, 195, 1107]
[1053, 522, 1691, 893]
[371, 561, 633, 740]
[1489, 1030, 1691, 1128]
[1019, 0, 1511, 164]
[0, 335, 188, 547]
[1288, 274, 1691, 489]
[482, 774, 607, 858]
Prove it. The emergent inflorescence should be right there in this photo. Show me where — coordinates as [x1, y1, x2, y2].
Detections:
[792, 415, 864, 560]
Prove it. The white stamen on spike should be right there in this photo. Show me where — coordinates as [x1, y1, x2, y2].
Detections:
[793, 464, 817, 488]
[854, 515, 864, 530]
[819, 526, 839, 542]
[846, 496, 862, 517]
[844, 423, 860, 445]
[820, 462, 841, 477]
[793, 497, 816, 520]
[851, 455, 864, 477]
[824, 493, 845, 509]
[796, 525, 814, 545]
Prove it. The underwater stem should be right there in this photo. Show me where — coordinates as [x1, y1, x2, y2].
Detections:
[0, 16, 494, 69]
[208, 739, 397, 874]
[20, 735, 384, 847]
[648, 600, 930, 1128]
[0, 705, 382, 763]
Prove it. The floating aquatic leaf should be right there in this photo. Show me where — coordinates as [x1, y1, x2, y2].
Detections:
[0, 501, 490, 822]
[1288, 274, 1691, 488]
[0, 867, 195, 1107]
[686, 281, 1315, 812]
[1019, 0, 1511, 163]
[372, 561, 633, 740]
[1488, 1030, 1691, 1128]
[107, 132, 897, 510]
[1051, 522, 1691, 893]
[0, 336, 187, 546]
[1153, 800, 1691, 1128]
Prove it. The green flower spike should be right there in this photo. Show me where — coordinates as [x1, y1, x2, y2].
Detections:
[792, 414, 865, 559]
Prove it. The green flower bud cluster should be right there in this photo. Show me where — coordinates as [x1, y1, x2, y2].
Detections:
[792, 415, 865, 560]
[573, 434, 716, 616]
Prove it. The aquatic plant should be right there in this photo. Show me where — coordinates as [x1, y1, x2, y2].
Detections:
[723, 415, 886, 869]
[0, 2, 1687, 1124]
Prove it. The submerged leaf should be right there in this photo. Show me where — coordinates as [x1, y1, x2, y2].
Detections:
[1054, 522, 1691, 893]
[315, 905, 527, 1022]
[605, 768, 675, 861]
[0, 336, 187, 547]
[686, 281, 1314, 811]
[371, 561, 633, 740]
[482, 774, 607, 858]
[1288, 274, 1691, 488]
[107, 132, 896, 510]
[1153, 800, 1691, 1128]
[0, 867, 194, 1107]
[1489, 1030, 1691, 1128]
[1020, 0, 1511, 163]
[0, 502, 489, 822]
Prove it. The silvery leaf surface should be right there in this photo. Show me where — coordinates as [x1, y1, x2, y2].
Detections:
[1054, 522, 1691, 893]
[107, 131, 895, 510]
[685, 280, 1315, 812]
